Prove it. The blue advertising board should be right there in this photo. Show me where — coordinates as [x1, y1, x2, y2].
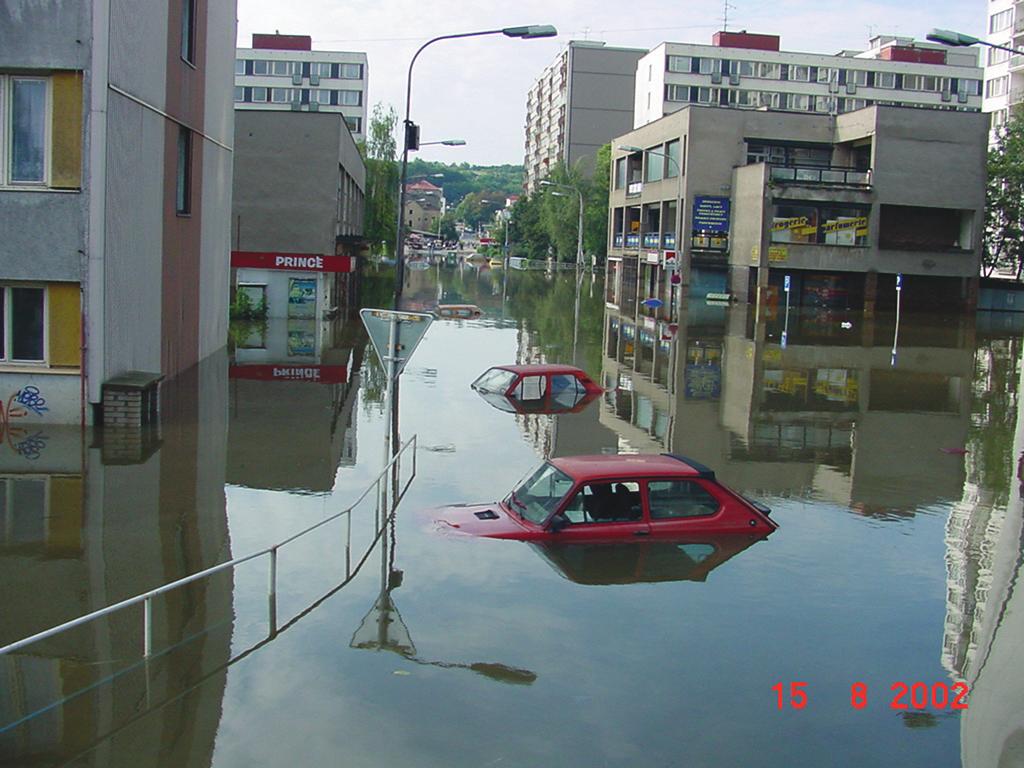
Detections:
[692, 196, 731, 234]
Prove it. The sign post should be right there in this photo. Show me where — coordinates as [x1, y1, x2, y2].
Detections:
[892, 274, 903, 367]
[360, 309, 434, 511]
[782, 275, 791, 349]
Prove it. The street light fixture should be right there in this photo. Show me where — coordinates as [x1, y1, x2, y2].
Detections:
[419, 139, 468, 146]
[927, 27, 1023, 55]
[393, 24, 558, 305]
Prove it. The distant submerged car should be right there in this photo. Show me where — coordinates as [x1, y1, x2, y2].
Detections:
[471, 364, 602, 407]
[432, 454, 777, 541]
[436, 304, 483, 319]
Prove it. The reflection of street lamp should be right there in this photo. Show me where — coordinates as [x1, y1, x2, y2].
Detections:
[393, 24, 558, 306]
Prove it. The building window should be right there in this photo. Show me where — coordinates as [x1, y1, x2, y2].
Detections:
[309, 88, 331, 104]
[338, 89, 362, 106]
[847, 69, 869, 86]
[839, 98, 868, 112]
[989, 47, 1011, 66]
[233, 86, 244, 102]
[614, 157, 626, 190]
[698, 58, 722, 75]
[270, 87, 293, 103]
[644, 146, 663, 183]
[176, 127, 191, 215]
[344, 116, 361, 134]
[694, 86, 718, 104]
[272, 60, 299, 77]
[772, 202, 869, 247]
[251, 86, 267, 102]
[904, 74, 946, 92]
[961, 79, 982, 97]
[667, 55, 692, 73]
[666, 84, 688, 102]
[786, 93, 812, 111]
[817, 67, 837, 84]
[180, 0, 196, 64]
[0, 285, 45, 362]
[235, 59, 246, 76]
[986, 75, 1010, 98]
[875, 71, 896, 89]
[991, 9, 1013, 33]
[339, 63, 363, 79]
[788, 65, 811, 82]
[665, 139, 681, 178]
[253, 60, 269, 75]
[3, 77, 48, 185]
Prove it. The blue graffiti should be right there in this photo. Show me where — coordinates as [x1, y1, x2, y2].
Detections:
[12, 432, 48, 461]
[14, 386, 48, 415]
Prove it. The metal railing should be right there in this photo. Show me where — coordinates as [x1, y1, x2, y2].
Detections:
[0, 435, 418, 659]
[769, 164, 871, 187]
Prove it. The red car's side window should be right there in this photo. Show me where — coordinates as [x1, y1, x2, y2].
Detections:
[646, 479, 722, 520]
[561, 482, 643, 524]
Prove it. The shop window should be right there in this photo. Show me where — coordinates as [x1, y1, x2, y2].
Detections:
[879, 205, 971, 251]
[772, 203, 868, 246]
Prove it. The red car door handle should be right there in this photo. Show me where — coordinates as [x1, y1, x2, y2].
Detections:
[633, 530, 650, 536]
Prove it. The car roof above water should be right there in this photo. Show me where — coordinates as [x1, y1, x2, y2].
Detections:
[549, 454, 713, 482]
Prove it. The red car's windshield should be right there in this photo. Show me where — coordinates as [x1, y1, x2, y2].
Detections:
[508, 462, 575, 524]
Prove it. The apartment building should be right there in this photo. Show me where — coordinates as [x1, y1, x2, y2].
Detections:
[0, 1, 235, 426]
[235, 33, 368, 141]
[608, 104, 988, 318]
[404, 178, 445, 233]
[983, 0, 1024, 140]
[635, 32, 982, 128]
[524, 41, 646, 194]
[231, 110, 365, 334]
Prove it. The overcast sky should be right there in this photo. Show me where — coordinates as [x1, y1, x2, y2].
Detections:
[236, 0, 985, 166]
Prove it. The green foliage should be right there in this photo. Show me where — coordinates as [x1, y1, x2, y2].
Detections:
[438, 213, 458, 242]
[229, 288, 268, 321]
[586, 144, 611, 262]
[406, 158, 522, 205]
[455, 190, 506, 227]
[508, 194, 551, 260]
[362, 104, 400, 254]
[985, 114, 1024, 278]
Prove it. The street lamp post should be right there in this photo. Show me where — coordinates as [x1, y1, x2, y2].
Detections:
[393, 25, 557, 308]
[927, 28, 1024, 56]
[618, 144, 684, 319]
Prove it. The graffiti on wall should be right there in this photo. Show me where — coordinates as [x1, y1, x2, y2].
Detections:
[0, 386, 50, 460]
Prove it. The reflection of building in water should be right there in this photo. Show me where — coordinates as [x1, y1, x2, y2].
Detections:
[601, 302, 975, 509]
[228, 317, 364, 492]
[949, 333, 1024, 767]
[0, 355, 232, 766]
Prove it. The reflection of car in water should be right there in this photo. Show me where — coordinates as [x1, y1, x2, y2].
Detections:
[475, 387, 600, 415]
[531, 534, 767, 585]
[432, 454, 777, 541]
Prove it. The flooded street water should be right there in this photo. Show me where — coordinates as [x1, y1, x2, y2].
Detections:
[3, 264, 1024, 767]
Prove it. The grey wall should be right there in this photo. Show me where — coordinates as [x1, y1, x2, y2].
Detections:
[233, 111, 360, 254]
[0, 1, 89, 70]
[567, 46, 645, 174]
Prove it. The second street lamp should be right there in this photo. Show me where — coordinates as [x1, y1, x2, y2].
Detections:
[393, 24, 557, 307]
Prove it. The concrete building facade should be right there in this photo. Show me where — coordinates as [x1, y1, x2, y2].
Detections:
[0, 0, 236, 427]
[635, 32, 982, 129]
[608, 104, 989, 319]
[230, 110, 365, 334]
[524, 41, 646, 194]
[235, 33, 368, 141]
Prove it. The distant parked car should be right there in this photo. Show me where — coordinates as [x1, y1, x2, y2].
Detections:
[431, 454, 777, 541]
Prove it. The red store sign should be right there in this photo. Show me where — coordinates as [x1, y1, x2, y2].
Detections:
[231, 251, 353, 273]
[229, 365, 349, 384]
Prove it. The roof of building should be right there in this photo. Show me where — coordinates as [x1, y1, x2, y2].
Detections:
[407, 179, 442, 191]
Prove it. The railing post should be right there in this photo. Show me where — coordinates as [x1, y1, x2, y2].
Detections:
[268, 547, 278, 636]
[143, 596, 153, 658]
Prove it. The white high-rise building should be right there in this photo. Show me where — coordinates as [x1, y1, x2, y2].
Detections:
[235, 33, 368, 141]
[982, 0, 1023, 142]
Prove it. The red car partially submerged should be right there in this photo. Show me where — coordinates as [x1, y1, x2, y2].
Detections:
[471, 364, 602, 408]
[433, 454, 777, 540]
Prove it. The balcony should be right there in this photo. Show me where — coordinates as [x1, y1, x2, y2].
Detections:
[1011, 54, 1024, 71]
[769, 164, 872, 188]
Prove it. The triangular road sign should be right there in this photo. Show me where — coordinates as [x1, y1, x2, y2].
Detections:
[359, 308, 434, 377]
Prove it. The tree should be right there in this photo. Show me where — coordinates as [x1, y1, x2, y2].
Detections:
[985, 115, 1024, 279]
[361, 104, 399, 254]
[508, 195, 550, 260]
[454, 191, 505, 228]
[585, 143, 611, 263]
